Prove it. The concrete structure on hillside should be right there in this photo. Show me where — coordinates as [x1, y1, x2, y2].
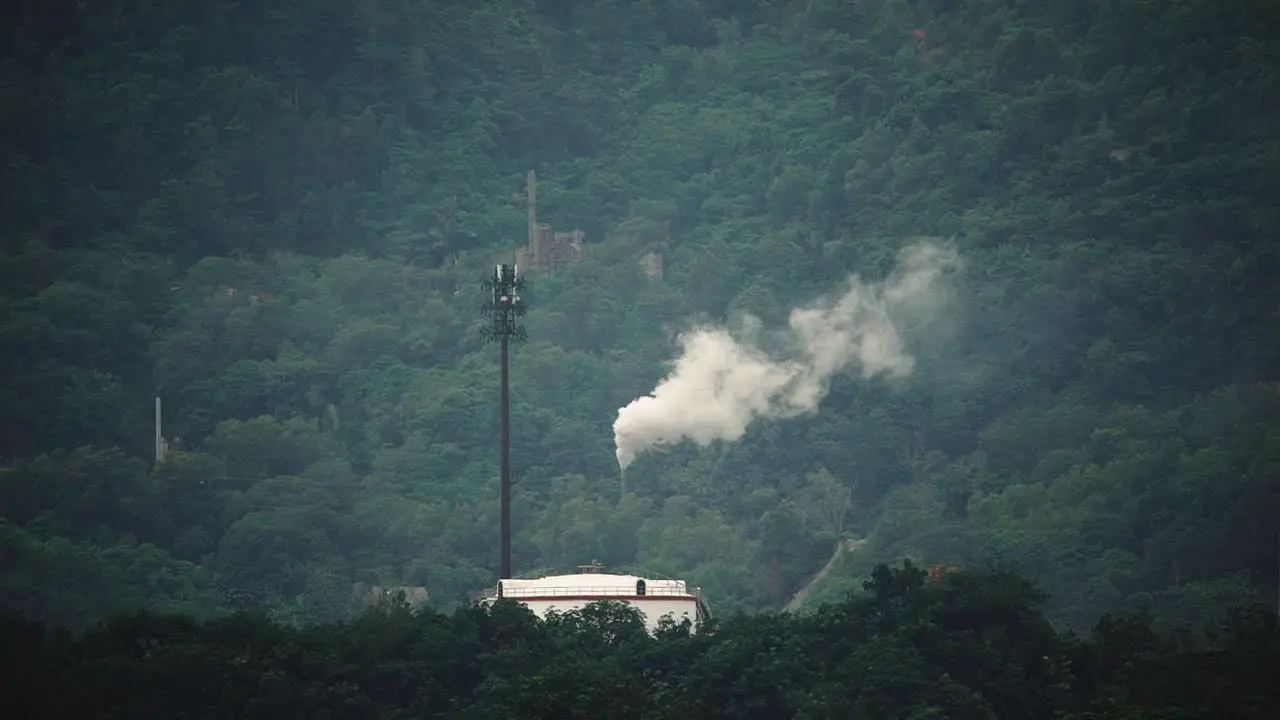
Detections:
[515, 170, 585, 272]
[351, 583, 429, 612]
[639, 239, 666, 279]
[479, 561, 710, 634]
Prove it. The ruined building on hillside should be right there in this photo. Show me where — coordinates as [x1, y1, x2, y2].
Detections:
[516, 170, 584, 272]
[639, 242, 665, 278]
[637, 224, 668, 279]
[351, 583, 429, 613]
[513, 169, 669, 279]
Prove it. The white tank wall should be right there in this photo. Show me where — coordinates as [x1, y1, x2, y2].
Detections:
[519, 597, 699, 634]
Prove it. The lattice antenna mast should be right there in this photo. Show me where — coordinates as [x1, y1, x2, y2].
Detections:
[481, 264, 527, 579]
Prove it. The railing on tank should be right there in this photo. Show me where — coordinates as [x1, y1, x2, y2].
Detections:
[498, 583, 695, 599]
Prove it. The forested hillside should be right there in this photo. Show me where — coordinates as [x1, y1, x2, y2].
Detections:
[2, 0, 1279, 631]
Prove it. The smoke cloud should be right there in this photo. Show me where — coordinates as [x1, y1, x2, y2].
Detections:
[613, 242, 961, 470]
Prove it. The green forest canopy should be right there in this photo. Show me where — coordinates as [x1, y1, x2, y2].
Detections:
[1, 0, 1279, 633]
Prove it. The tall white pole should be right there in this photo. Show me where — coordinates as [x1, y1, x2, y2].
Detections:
[155, 396, 164, 463]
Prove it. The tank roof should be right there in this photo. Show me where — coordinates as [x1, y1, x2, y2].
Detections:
[497, 572, 695, 599]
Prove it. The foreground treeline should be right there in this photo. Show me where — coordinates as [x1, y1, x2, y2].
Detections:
[3, 564, 1277, 719]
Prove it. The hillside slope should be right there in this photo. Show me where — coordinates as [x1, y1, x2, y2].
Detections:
[1, 0, 1278, 629]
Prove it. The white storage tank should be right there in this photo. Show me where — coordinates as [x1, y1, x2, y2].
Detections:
[480, 562, 710, 634]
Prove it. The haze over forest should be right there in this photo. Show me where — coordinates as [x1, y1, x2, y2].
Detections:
[2, 0, 1278, 650]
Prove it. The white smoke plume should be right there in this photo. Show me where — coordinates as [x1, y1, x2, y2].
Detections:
[613, 242, 961, 470]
